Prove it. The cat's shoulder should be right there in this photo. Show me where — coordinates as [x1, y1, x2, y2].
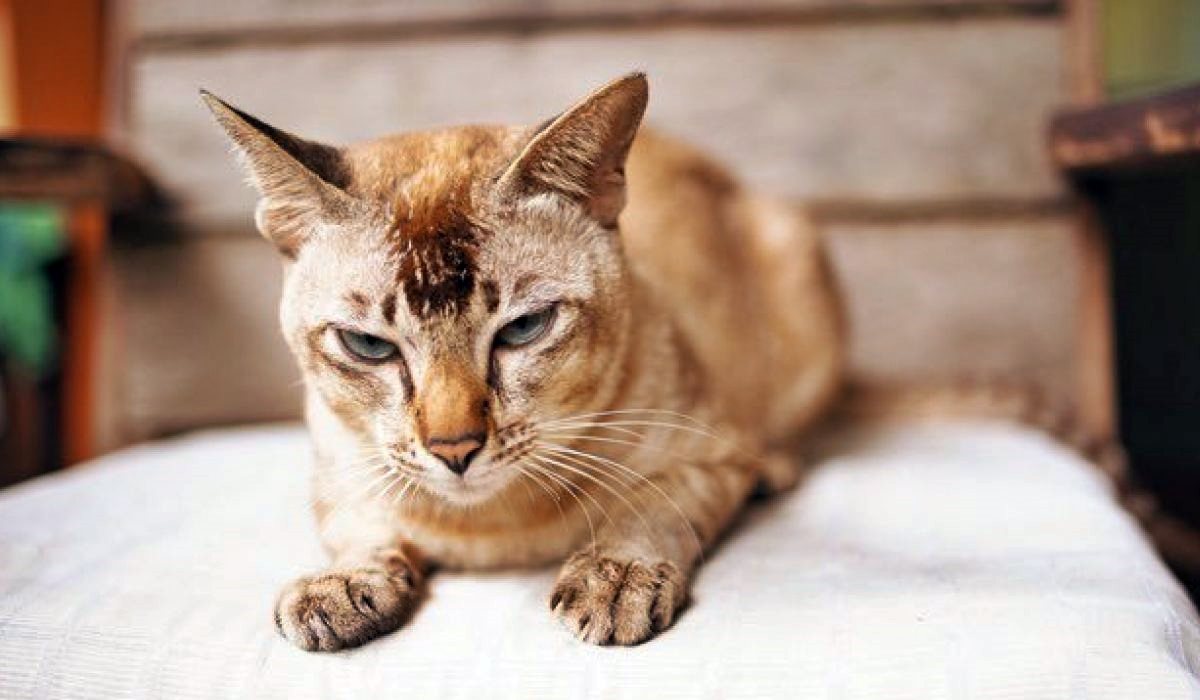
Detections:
[627, 128, 738, 195]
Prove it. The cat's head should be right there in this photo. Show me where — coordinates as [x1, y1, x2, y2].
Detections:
[204, 73, 648, 504]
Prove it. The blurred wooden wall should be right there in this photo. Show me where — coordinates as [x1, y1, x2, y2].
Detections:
[105, 0, 1088, 442]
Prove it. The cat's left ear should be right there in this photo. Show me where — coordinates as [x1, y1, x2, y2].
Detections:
[200, 90, 354, 258]
[498, 72, 648, 228]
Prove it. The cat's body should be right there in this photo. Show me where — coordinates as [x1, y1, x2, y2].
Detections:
[205, 74, 844, 650]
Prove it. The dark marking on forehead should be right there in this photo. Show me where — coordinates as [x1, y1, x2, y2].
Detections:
[347, 292, 368, 310]
[387, 186, 481, 319]
[481, 279, 500, 314]
[381, 293, 397, 325]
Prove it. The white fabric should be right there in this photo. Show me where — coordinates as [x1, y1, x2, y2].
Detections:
[0, 421, 1197, 699]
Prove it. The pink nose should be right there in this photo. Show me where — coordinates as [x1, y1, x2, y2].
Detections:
[426, 433, 484, 475]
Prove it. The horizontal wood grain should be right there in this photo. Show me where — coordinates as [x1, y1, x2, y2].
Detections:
[825, 216, 1079, 403]
[129, 19, 1065, 231]
[133, 0, 1060, 44]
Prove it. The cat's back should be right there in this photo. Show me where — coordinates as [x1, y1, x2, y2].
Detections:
[620, 129, 844, 438]
[619, 128, 746, 300]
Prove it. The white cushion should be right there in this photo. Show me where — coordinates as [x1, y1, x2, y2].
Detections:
[0, 421, 1197, 698]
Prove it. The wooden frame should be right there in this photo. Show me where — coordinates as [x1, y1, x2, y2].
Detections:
[1062, 0, 1116, 440]
[4, 0, 109, 464]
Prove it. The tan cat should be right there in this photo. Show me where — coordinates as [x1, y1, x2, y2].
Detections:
[203, 73, 844, 650]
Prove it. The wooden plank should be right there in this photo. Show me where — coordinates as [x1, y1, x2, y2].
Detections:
[7, 0, 112, 466]
[62, 205, 105, 464]
[110, 237, 299, 441]
[130, 19, 1065, 231]
[1062, 0, 1103, 104]
[824, 216, 1080, 404]
[1059, 0, 1115, 440]
[1072, 203, 1116, 439]
[810, 195, 1069, 225]
[1050, 82, 1200, 173]
[133, 0, 1060, 42]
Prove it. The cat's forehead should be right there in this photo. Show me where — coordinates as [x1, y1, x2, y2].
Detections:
[344, 125, 524, 198]
[338, 126, 525, 321]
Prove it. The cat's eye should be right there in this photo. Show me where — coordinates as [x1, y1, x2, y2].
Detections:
[337, 329, 399, 363]
[495, 306, 556, 348]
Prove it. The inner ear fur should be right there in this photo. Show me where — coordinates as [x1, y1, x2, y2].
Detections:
[498, 72, 649, 228]
[201, 90, 354, 257]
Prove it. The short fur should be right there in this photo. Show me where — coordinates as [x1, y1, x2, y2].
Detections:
[204, 73, 844, 650]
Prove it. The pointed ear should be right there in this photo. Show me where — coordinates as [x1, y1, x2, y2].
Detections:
[497, 72, 648, 228]
[200, 90, 354, 257]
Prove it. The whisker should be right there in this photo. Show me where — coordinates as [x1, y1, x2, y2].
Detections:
[528, 453, 629, 528]
[312, 468, 395, 525]
[512, 465, 538, 506]
[513, 463, 572, 540]
[541, 419, 729, 445]
[545, 424, 644, 439]
[393, 477, 419, 509]
[536, 441, 705, 563]
[378, 473, 408, 507]
[540, 408, 720, 432]
[528, 451, 661, 557]
[523, 462, 599, 553]
[540, 408, 715, 425]
[538, 432, 694, 459]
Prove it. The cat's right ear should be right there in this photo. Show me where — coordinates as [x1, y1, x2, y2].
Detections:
[497, 73, 648, 229]
[200, 91, 354, 258]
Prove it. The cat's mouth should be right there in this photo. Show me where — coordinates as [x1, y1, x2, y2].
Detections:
[415, 453, 517, 506]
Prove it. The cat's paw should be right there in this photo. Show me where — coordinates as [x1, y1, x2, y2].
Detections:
[549, 550, 685, 646]
[274, 563, 421, 652]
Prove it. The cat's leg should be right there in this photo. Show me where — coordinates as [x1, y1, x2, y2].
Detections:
[754, 449, 805, 496]
[275, 501, 425, 652]
[549, 457, 758, 646]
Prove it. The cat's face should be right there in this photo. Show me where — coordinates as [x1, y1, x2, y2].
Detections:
[205, 74, 647, 504]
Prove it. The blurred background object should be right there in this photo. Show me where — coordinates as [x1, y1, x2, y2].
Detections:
[0, 0, 164, 484]
[2, 0, 1200, 586]
[1103, 0, 1200, 98]
[0, 0, 107, 485]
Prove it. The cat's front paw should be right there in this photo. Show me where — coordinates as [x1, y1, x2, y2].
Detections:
[274, 563, 421, 652]
[550, 550, 685, 646]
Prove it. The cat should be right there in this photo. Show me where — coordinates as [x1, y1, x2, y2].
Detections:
[203, 72, 844, 650]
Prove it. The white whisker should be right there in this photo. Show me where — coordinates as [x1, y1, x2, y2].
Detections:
[538, 432, 693, 459]
[537, 441, 705, 562]
[544, 419, 726, 444]
[540, 408, 719, 432]
[524, 461, 599, 553]
[528, 451, 661, 557]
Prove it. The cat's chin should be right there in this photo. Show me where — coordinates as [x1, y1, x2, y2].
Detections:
[421, 468, 514, 507]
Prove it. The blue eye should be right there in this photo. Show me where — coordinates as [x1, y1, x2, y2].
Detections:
[496, 307, 556, 348]
[337, 329, 399, 362]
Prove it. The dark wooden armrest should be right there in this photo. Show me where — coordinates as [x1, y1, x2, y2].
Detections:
[0, 137, 165, 211]
[1050, 82, 1200, 175]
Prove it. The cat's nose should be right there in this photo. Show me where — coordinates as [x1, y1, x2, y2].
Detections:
[426, 433, 485, 475]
